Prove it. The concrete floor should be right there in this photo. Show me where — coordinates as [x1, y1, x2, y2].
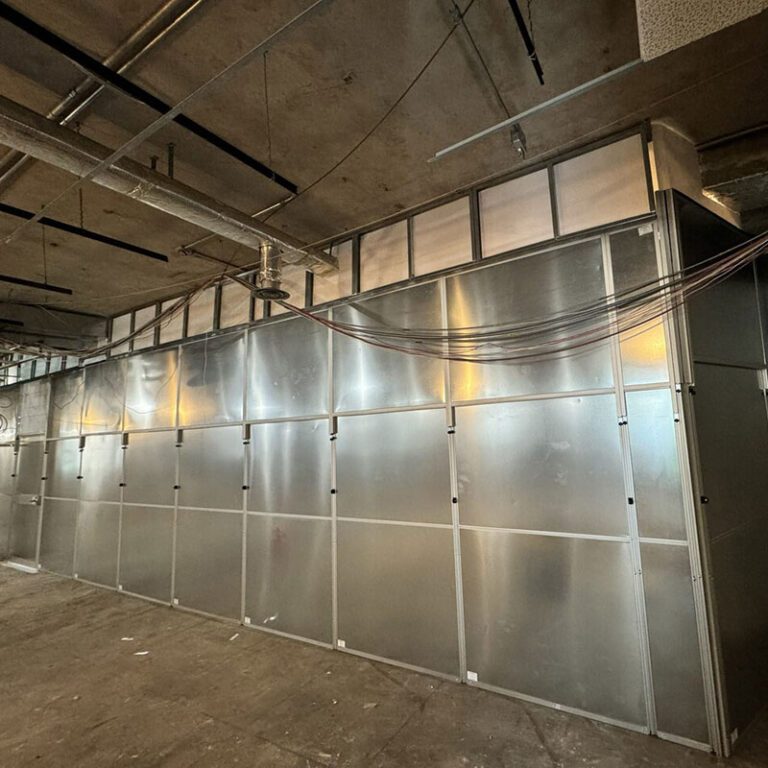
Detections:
[1, 567, 766, 768]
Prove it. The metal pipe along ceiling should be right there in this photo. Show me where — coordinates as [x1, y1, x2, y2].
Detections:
[0, 95, 337, 273]
[0, 0, 206, 194]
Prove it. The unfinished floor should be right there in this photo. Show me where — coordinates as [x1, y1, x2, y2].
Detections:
[0, 567, 766, 768]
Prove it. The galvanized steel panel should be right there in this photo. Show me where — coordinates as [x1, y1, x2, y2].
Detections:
[337, 410, 452, 524]
[49, 371, 83, 438]
[15, 441, 44, 495]
[123, 431, 176, 506]
[333, 283, 445, 412]
[0, 386, 18, 443]
[178, 425, 243, 510]
[246, 317, 328, 420]
[18, 379, 50, 435]
[80, 433, 122, 503]
[337, 521, 459, 675]
[641, 542, 709, 743]
[45, 438, 81, 499]
[75, 501, 119, 587]
[447, 240, 613, 400]
[178, 334, 244, 426]
[461, 529, 646, 725]
[175, 507, 242, 619]
[39, 498, 77, 575]
[456, 396, 627, 535]
[9, 501, 39, 560]
[247, 420, 330, 516]
[82, 360, 125, 434]
[119, 504, 173, 601]
[626, 389, 686, 540]
[245, 515, 332, 643]
[123, 349, 179, 430]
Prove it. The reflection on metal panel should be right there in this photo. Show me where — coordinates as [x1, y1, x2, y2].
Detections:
[479, 169, 554, 257]
[175, 507, 242, 619]
[247, 420, 330, 516]
[75, 501, 119, 587]
[456, 397, 627, 535]
[82, 360, 125, 434]
[178, 334, 245, 426]
[360, 220, 408, 291]
[333, 283, 445, 412]
[245, 515, 332, 642]
[178, 425, 243, 510]
[641, 542, 709, 743]
[45, 438, 81, 499]
[19, 379, 50, 435]
[0, 386, 18, 443]
[246, 317, 328, 420]
[626, 390, 686, 540]
[9, 501, 39, 559]
[80, 433, 122, 503]
[461, 529, 646, 725]
[123, 349, 179, 430]
[49, 371, 83, 437]
[40, 498, 77, 575]
[337, 410, 451, 524]
[119, 504, 173, 601]
[611, 227, 668, 385]
[447, 240, 613, 400]
[412, 197, 472, 275]
[124, 431, 176, 506]
[554, 135, 650, 235]
[337, 521, 459, 675]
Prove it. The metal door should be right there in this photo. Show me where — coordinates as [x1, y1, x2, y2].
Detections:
[8, 441, 44, 562]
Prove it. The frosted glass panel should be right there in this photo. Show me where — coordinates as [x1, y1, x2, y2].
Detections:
[313, 241, 353, 305]
[555, 135, 651, 234]
[269, 267, 307, 316]
[132, 305, 156, 351]
[413, 197, 471, 275]
[111, 313, 131, 355]
[480, 170, 554, 257]
[219, 280, 252, 328]
[159, 299, 184, 344]
[186, 286, 216, 337]
[360, 220, 408, 291]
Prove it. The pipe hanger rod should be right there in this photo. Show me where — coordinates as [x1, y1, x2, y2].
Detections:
[431, 58, 642, 161]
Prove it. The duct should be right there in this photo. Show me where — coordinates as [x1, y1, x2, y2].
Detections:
[0, 96, 337, 274]
[0, 0, 206, 194]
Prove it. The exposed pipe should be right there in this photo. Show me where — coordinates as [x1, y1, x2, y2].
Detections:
[506, 0, 544, 85]
[0, 95, 337, 273]
[0, 201, 168, 262]
[0, 1, 299, 195]
[0, 0, 205, 195]
[431, 58, 642, 161]
[0, 0, 332, 251]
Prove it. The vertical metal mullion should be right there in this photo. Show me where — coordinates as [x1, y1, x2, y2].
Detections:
[352, 236, 361, 295]
[657, 191, 728, 755]
[153, 302, 161, 347]
[328, 307, 338, 645]
[547, 164, 561, 239]
[602, 232, 657, 734]
[407, 216, 415, 278]
[306, 270, 314, 308]
[440, 277, 467, 679]
[213, 284, 223, 332]
[469, 188, 482, 261]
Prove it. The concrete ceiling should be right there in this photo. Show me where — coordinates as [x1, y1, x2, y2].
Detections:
[0, 0, 766, 323]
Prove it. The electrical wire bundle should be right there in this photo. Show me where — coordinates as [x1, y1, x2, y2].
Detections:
[2, 231, 767, 371]
[277, 231, 768, 363]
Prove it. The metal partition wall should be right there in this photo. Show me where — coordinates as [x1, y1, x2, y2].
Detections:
[0, 220, 716, 750]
